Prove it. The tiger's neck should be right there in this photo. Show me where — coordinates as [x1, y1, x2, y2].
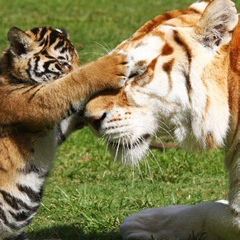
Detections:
[188, 20, 240, 150]
[182, 42, 230, 150]
[227, 20, 240, 147]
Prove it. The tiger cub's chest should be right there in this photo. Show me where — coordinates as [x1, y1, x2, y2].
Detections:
[33, 128, 58, 170]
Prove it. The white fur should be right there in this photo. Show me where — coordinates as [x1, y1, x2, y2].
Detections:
[189, 1, 209, 13]
[87, 0, 240, 239]
[118, 36, 163, 78]
[101, 103, 158, 164]
[33, 128, 57, 168]
[126, 36, 163, 65]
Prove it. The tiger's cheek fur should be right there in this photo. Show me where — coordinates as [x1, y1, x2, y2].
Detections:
[171, 33, 230, 150]
[85, 90, 158, 163]
[85, 0, 236, 159]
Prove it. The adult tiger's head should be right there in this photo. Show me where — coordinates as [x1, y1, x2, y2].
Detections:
[0, 26, 79, 83]
[85, 0, 239, 163]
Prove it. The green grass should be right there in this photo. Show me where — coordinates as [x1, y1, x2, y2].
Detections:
[0, 0, 239, 239]
[28, 130, 228, 240]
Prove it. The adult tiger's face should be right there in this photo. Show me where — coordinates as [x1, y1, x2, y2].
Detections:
[6, 26, 79, 83]
[85, 0, 238, 163]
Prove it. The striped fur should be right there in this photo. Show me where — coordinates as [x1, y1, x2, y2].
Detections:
[85, 0, 240, 239]
[6, 27, 82, 146]
[0, 26, 130, 239]
[4, 27, 79, 83]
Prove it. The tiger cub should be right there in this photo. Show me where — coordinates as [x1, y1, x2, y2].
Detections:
[5, 27, 82, 146]
[0, 26, 130, 240]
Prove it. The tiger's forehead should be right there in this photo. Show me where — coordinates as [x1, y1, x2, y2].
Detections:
[26, 27, 67, 41]
[116, 0, 208, 51]
[113, 1, 212, 91]
[116, 18, 201, 76]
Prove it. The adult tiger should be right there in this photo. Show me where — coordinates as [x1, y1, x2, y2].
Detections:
[0, 26, 138, 240]
[84, 0, 240, 239]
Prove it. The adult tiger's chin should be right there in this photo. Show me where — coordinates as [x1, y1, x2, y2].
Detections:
[108, 134, 152, 164]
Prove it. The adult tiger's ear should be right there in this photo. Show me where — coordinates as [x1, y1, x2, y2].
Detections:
[7, 27, 34, 56]
[194, 0, 238, 48]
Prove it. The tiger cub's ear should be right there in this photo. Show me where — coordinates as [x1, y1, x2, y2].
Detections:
[59, 28, 70, 39]
[7, 27, 34, 56]
[194, 0, 238, 48]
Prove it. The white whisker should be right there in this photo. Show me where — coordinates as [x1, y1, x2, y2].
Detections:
[91, 41, 112, 54]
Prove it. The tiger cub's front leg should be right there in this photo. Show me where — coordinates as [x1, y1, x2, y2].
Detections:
[0, 51, 129, 131]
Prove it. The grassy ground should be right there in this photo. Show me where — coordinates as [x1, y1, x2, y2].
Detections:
[31, 130, 228, 240]
[0, 0, 239, 239]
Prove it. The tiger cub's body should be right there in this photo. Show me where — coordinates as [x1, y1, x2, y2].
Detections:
[84, 0, 240, 239]
[0, 26, 130, 239]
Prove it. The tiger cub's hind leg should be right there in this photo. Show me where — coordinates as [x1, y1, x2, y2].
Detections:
[12, 232, 29, 240]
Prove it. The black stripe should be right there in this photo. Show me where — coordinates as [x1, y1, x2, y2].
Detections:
[54, 40, 64, 50]
[39, 38, 46, 47]
[40, 50, 55, 60]
[57, 124, 66, 145]
[0, 189, 39, 212]
[42, 60, 57, 71]
[181, 69, 192, 102]
[0, 189, 21, 210]
[39, 27, 48, 41]
[18, 164, 39, 174]
[17, 184, 43, 203]
[58, 56, 65, 60]
[60, 46, 67, 54]
[28, 85, 44, 103]
[0, 207, 33, 231]
[68, 103, 77, 116]
[0, 207, 9, 223]
[9, 75, 35, 85]
[17, 164, 49, 178]
[49, 31, 60, 45]
[173, 30, 192, 95]
[55, 64, 62, 71]
[7, 85, 28, 95]
[22, 84, 41, 95]
[173, 30, 192, 64]
[30, 27, 40, 35]
[9, 210, 31, 222]
[26, 58, 33, 81]
[0, 207, 19, 230]
[34, 56, 40, 75]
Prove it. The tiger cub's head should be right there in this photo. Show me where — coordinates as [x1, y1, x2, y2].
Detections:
[0, 26, 79, 83]
[84, 0, 238, 163]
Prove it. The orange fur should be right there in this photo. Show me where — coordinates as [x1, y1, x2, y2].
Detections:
[0, 27, 128, 240]
[85, 1, 240, 239]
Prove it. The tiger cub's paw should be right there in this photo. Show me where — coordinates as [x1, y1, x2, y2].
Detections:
[96, 51, 129, 89]
[100, 51, 148, 88]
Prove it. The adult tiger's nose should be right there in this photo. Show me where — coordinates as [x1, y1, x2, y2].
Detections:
[84, 90, 117, 132]
[84, 111, 107, 132]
